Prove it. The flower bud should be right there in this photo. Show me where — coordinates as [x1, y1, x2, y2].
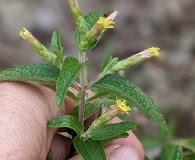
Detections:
[20, 28, 46, 53]
[68, 0, 88, 36]
[111, 47, 160, 72]
[68, 0, 82, 21]
[20, 28, 56, 64]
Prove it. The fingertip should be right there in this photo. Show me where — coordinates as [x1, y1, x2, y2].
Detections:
[105, 144, 142, 160]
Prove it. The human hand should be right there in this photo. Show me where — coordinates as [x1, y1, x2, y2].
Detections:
[0, 82, 144, 160]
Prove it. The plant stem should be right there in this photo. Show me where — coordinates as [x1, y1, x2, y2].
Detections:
[78, 52, 87, 125]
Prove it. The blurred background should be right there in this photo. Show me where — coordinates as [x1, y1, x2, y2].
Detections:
[0, 0, 194, 159]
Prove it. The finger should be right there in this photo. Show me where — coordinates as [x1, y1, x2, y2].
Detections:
[105, 144, 142, 160]
[0, 82, 76, 159]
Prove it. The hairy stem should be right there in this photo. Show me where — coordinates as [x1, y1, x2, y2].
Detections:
[78, 52, 87, 125]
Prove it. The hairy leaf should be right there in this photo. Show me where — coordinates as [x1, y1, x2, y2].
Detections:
[100, 56, 118, 77]
[48, 115, 84, 135]
[55, 57, 90, 108]
[51, 31, 64, 68]
[101, 132, 129, 146]
[66, 90, 78, 103]
[73, 98, 115, 120]
[172, 145, 183, 160]
[73, 136, 106, 160]
[51, 31, 63, 55]
[90, 121, 136, 140]
[93, 74, 168, 134]
[0, 62, 59, 86]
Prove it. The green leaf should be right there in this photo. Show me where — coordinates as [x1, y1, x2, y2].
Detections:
[73, 136, 106, 160]
[93, 74, 168, 134]
[48, 115, 84, 135]
[66, 90, 78, 103]
[85, 12, 102, 30]
[75, 12, 102, 45]
[51, 31, 64, 68]
[90, 121, 136, 140]
[100, 55, 118, 77]
[172, 145, 183, 160]
[0, 62, 59, 86]
[176, 138, 195, 152]
[46, 151, 53, 160]
[101, 132, 129, 146]
[51, 31, 63, 55]
[183, 153, 195, 160]
[55, 57, 90, 108]
[160, 143, 175, 160]
[73, 98, 115, 120]
[144, 155, 151, 160]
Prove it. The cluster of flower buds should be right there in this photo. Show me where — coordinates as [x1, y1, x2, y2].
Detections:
[68, 0, 118, 53]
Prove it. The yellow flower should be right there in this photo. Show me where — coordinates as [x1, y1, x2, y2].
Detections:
[97, 17, 115, 29]
[147, 47, 160, 57]
[115, 99, 131, 113]
[80, 98, 131, 140]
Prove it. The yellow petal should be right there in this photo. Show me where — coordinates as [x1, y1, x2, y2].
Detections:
[97, 17, 115, 29]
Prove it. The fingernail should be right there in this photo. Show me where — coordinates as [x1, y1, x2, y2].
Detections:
[106, 145, 141, 160]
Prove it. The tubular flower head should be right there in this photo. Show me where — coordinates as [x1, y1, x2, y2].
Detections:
[20, 28, 44, 53]
[111, 47, 160, 72]
[115, 99, 131, 114]
[20, 28, 56, 64]
[97, 17, 115, 29]
[146, 47, 160, 57]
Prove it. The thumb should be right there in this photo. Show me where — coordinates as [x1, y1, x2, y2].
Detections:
[68, 144, 141, 160]
[106, 144, 141, 160]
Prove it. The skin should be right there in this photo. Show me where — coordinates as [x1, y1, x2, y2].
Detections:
[0, 82, 144, 160]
